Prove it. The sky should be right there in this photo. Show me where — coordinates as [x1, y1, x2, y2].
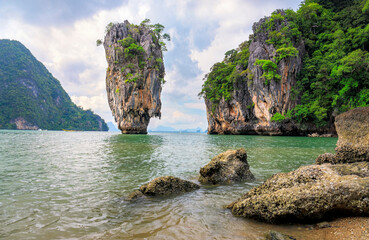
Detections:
[0, 0, 301, 131]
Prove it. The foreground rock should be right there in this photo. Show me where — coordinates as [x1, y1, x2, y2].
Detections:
[199, 148, 254, 184]
[104, 20, 165, 134]
[127, 176, 200, 200]
[227, 162, 369, 223]
[316, 107, 369, 164]
[334, 106, 369, 163]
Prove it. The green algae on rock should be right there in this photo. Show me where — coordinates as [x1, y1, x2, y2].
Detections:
[199, 148, 254, 184]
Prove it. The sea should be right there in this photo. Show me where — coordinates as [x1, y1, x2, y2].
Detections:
[0, 130, 337, 239]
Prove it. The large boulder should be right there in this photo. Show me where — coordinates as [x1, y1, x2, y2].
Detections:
[334, 106, 369, 163]
[199, 148, 254, 184]
[227, 162, 369, 223]
[127, 176, 199, 200]
[316, 107, 369, 164]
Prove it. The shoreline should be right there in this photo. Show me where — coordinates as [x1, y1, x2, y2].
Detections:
[274, 217, 369, 240]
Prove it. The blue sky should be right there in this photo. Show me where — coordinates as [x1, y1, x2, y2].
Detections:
[0, 0, 301, 130]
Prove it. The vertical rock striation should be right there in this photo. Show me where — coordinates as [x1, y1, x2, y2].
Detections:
[104, 20, 164, 134]
[204, 11, 305, 135]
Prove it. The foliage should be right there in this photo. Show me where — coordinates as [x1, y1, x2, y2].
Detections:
[270, 113, 286, 122]
[275, 46, 299, 63]
[287, 0, 369, 126]
[96, 39, 102, 46]
[364, 0, 369, 13]
[105, 22, 114, 33]
[0, 40, 108, 131]
[199, 41, 251, 105]
[140, 18, 171, 51]
[254, 59, 281, 85]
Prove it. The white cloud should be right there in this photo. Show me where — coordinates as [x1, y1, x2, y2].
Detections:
[189, 0, 285, 73]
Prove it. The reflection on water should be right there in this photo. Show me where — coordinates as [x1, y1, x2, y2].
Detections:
[0, 130, 337, 239]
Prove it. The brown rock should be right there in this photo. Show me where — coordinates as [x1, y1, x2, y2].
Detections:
[199, 148, 254, 184]
[127, 176, 200, 200]
[334, 107, 369, 163]
[315, 153, 336, 165]
[316, 222, 331, 229]
[227, 162, 369, 223]
[265, 231, 296, 240]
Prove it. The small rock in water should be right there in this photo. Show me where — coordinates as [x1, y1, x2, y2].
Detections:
[265, 231, 296, 240]
[199, 148, 254, 184]
[127, 176, 200, 201]
[316, 221, 331, 229]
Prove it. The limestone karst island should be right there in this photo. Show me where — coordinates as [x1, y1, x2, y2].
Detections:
[1, 0, 369, 239]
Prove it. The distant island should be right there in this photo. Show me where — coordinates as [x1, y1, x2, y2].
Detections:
[148, 125, 205, 133]
[0, 40, 108, 131]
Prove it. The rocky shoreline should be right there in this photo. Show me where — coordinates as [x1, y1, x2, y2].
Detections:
[125, 107, 369, 239]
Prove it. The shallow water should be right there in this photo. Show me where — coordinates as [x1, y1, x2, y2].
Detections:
[0, 130, 337, 239]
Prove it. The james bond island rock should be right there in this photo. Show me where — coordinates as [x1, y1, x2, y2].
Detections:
[199, 148, 254, 184]
[200, 10, 304, 135]
[227, 162, 369, 223]
[103, 20, 168, 134]
[127, 176, 200, 200]
[316, 107, 369, 164]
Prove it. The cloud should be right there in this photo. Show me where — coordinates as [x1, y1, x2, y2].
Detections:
[0, 0, 126, 26]
[0, 0, 302, 128]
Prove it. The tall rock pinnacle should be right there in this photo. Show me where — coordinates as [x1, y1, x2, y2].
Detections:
[103, 20, 165, 134]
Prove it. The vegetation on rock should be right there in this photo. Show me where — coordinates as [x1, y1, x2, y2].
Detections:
[103, 19, 168, 134]
[200, 0, 369, 129]
[198, 41, 250, 108]
[0, 40, 108, 131]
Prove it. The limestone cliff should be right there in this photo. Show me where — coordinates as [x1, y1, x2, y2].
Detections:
[104, 20, 164, 134]
[204, 11, 305, 135]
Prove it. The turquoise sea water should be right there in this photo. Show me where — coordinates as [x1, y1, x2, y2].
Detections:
[0, 130, 337, 239]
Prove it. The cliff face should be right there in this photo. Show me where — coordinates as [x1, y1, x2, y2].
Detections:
[104, 21, 164, 134]
[205, 11, 305, 135]
[0, 39, 108, 131]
